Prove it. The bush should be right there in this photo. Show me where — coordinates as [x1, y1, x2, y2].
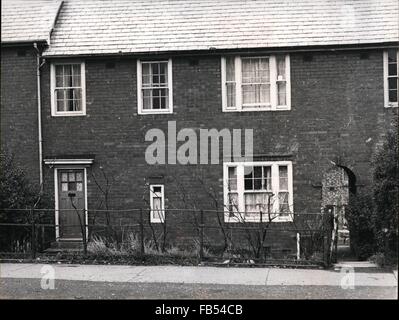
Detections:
[0, 152, 53, 252]
[372, 121, 398, 260]
[346, 194, 376, 260]
[0, 152, 52, 218]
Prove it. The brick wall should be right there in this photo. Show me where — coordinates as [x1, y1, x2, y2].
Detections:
[7, 48, 398, 253]
[1, 46, 39, 184]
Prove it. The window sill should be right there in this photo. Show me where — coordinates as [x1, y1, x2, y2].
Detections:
[138, 109, 173, 115]
[223, 106, 291, 112]
[385, 102, 398, 108]
[150, 219, 164, 224]
[52, 112, 86, 117]
[224, 214, 293, 223]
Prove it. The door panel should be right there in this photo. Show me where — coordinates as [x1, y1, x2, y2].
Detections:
[58, 169, 85, 239]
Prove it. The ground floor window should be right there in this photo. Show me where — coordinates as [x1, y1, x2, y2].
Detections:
[150, 184, 165, 223]
[223, 161, 293, 222]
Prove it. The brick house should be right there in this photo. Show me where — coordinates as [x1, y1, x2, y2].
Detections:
[1, 0, 398, 256]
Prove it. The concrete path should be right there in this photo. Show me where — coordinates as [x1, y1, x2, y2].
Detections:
[0, 263, 397, 287]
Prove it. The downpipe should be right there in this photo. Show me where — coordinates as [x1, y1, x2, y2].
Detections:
[33, 43, 45, 189]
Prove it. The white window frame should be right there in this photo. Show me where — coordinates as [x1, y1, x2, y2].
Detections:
[137, 59, 173, 114]
[50, 61, 86, 117]
[150, 184, 165, 223]
[223, 161, 293, 223]
[383, 50, 399, 108]
[221, 54, 291, 112]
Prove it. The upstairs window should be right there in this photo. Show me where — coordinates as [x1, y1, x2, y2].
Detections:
[50, 62, 86, 116]
[384, 49, 398, 108]
[221, 55, 290, 111]
[150, 184, 165, 223]
[137, 59, 173, 114]
[224, 161, 293, 222]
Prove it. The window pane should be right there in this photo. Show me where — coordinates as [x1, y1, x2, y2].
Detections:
[228, 192, 239, 215]
[159, 63, 168, 85]
[278, 192, 289, 215]
[76, 182, 83, 192]
[226, 57, 235, 81]
[228, 167, 237, 191]
[389, 63, 397, 76]
[242, 84, 255, 104]
[277, 82, 286, 105]
[258, 58, 270, 83]
[56, 99, 65, 112]
[72, 65, 81, 87]
[244, 166, 253, 190]
[64, 65, 73, 87]
[259, 84, 270, 104]
[244, 193, 271, 215]
[243, 84, 270, 105]
[152, 197, 163, 220]
[279, 166, 288, 190]
[68, 173, 75, 181]
[253, 166, 262, 190]
[55, 66, 64, 87]
[263, 166, 271, 190]
[76, 172, 83, 181]
[241, 59, 254, 84]
[388, 49, 397, 63]
[56, 89, 66, 111]
[153, 186, 162, 193]
[388, 77, 398, 90]
[61, 173, 68, 182]
[142, 64, 151, 86]
[226, 83, 236, 108]
[64, 88, 81, 111]
[277, 56, 285, 79]
[61, 182, 68, 191]
[242, 58, 269, 84]
[389, 89, 398, 102]
[68, 182, 76, 191]
[143, 89, 152, 109]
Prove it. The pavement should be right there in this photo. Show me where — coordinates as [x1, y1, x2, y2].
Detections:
[0, 262, 397, 299]
[0, 262, 397, 287]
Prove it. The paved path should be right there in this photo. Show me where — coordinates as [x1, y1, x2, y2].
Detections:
[0, 262, 397, 287]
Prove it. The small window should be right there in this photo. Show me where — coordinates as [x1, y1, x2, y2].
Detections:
[150, 184, 165, 223]
[50, 62, 86, 116]
[222, 55, 290, 112]
[384, 49, 398, 108]
[224, 161, 293, 222]
[137, 59, 173, 114]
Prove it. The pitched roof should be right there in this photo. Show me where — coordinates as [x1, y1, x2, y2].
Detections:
[3, 0, 398, 54]
[1, 0, 63, 44]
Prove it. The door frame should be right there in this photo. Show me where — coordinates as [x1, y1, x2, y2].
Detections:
[54, 167, 88, 241]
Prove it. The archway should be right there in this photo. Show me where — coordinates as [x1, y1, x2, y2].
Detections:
[321, 165, 357, 262]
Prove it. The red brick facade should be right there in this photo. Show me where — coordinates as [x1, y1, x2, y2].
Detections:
[1, 48, 397, 253]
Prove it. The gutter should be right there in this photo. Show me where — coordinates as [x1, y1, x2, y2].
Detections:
[33, 43, 45, 188]
[41, 41, 399, 59]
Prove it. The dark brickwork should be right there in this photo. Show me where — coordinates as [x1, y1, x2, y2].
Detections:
[1, 46, 39, 183]
[2, 48, 398, 253]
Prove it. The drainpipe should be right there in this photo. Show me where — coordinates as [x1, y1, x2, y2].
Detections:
[33, 43, 44, 188]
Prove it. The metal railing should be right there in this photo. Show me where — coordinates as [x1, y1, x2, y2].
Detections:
[0, 208, 333, 266]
